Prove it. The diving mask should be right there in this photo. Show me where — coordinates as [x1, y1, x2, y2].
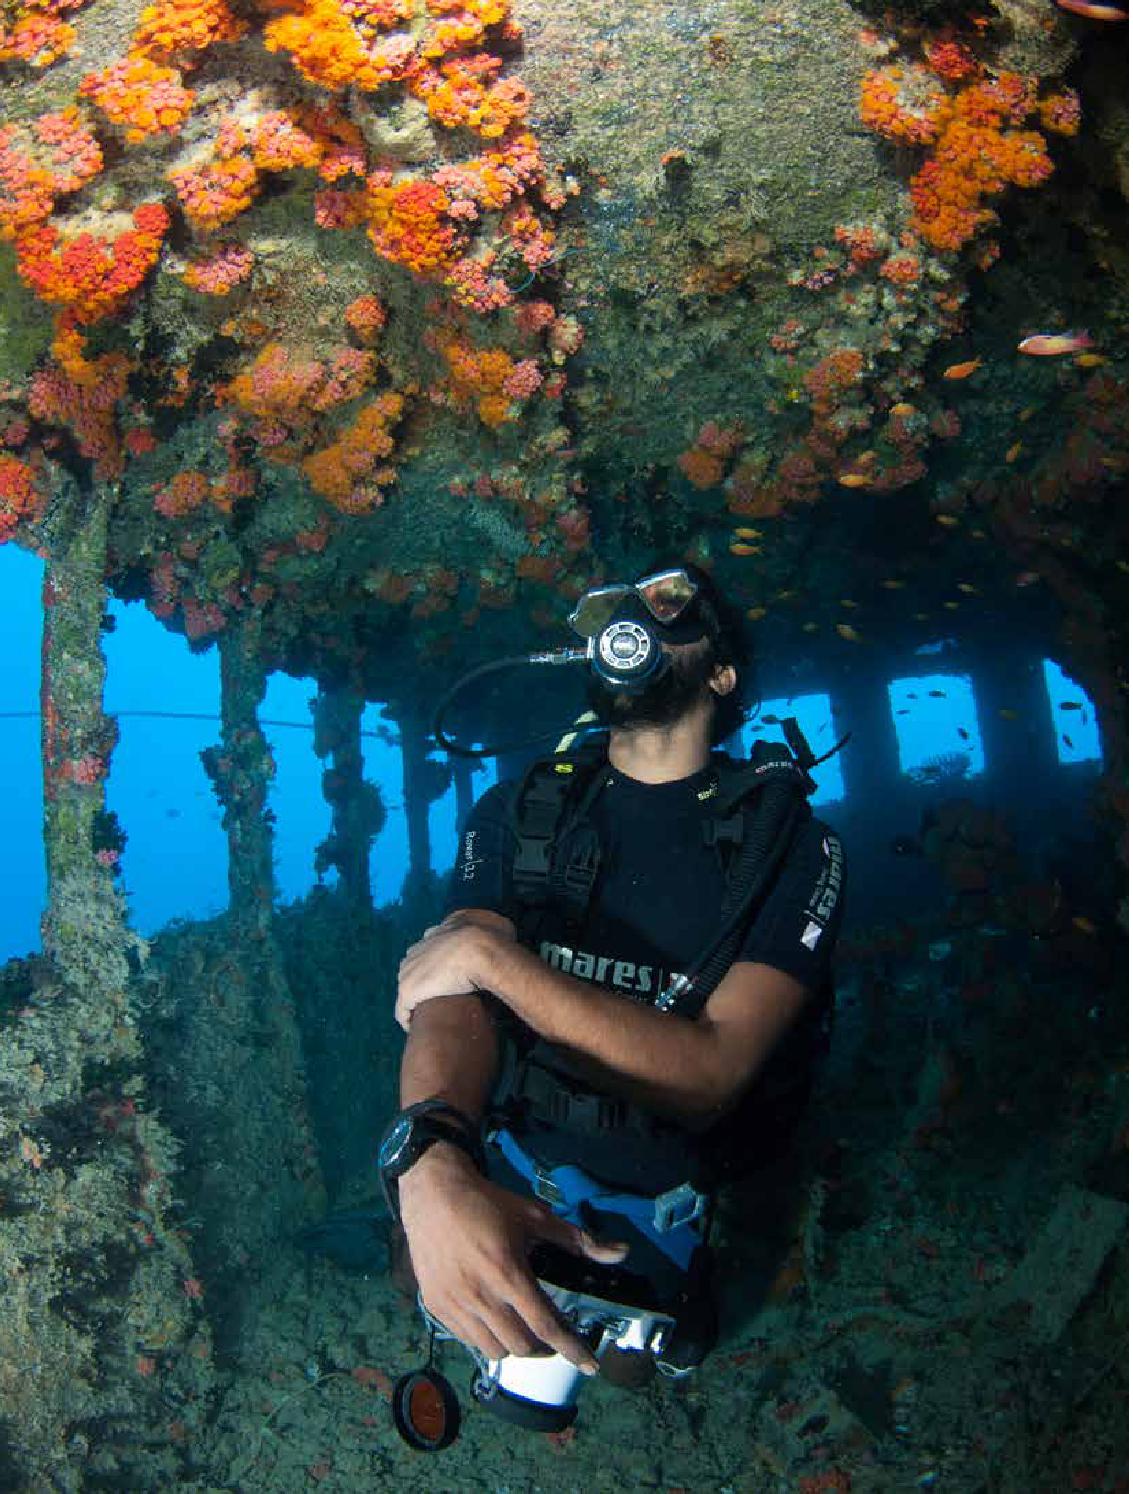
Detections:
[568, 567, 701, 640]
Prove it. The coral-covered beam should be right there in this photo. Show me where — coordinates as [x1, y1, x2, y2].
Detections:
[39, 476, 128, 988]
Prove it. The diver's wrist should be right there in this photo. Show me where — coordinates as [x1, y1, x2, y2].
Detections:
[398, 1138, 482, 1203]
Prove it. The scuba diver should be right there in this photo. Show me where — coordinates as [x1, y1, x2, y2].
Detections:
[378, 561, 846, 1438]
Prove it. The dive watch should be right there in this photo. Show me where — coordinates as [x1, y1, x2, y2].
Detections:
[379, 1099, 485, 1220]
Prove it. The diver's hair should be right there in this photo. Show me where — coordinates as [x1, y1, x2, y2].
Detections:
[634, 558, 753, 744]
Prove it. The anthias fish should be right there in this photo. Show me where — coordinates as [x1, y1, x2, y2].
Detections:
[942, 358, 982, 379]
[1055, 0, 1127, 19]
[1017, 332, 1093, 356]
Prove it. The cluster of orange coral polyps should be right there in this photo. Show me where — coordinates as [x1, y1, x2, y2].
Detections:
[860, 65, 947, 146]
[440, 335, 520, 426]
[0, 455, 44, 543]
[0, 109, 104, 243]
[0, 13, 77, 68]
[223, 342, 378, 428]
[803, 348, 865, 417]
[410, 56, 532, 139]
[80, 54, 195, 143]
[910, 114, 1053, 252]
[862, 62, 1075, 254]
[301, 392, 405, 511]
[366, 175, 460, 274]
[15, 202, 170, 322]
[250, 111, 324, 173]
[263, 0, 414, 91]
[28, 347, 132, 477]
[169, 154, 260, 232]
[132, 0, 248, 61]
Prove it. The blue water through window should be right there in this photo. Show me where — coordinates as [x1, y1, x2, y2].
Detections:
[889, 672, 985, 781]
[740, 693, 844, 806]
[1042, 659, 1102, 765]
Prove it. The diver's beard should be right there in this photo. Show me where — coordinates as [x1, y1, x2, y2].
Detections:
[585, 657, 713, 733]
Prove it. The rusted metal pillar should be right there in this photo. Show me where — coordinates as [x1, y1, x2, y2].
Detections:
[9, 475, 213, 1487]
[312, 686, 384, 907]
[203, 618, 276, 935]
[40, 478, 130, 1006]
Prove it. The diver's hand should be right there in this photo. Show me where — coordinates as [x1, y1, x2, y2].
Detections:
[398, 1143, 629, 1373]
[396, 918, 513, 1031]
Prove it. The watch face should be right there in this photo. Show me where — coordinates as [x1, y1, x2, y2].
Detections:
[380, 1115, 413, 1171]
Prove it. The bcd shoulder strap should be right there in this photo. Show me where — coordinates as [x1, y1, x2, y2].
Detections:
[508, 744, 608, 925]
[703, 736, 815, 884]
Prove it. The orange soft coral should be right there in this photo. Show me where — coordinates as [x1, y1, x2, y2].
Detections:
[250, 110, 324, 172]
[153, 468, 212, 518]
[0, 109, 103, 239]
[15, 202, 170, 322]
[859, 65, 947, 146]
[0, 13, 77, 68]
[79, 55, 195, 143]
[301, 391, 405, 510]
[344, 293, 387, 342]
[862, 61, 1074, 253]
[28, 347, 132, 476]
[263, 0, 415, 91]
[222, 342, 377, 429]
[0, 454, 44, 542]
[439, 335, 532, 425]
[169, 154, 260, 232]
[132, 0, 248, 61]
[365, 174, 459, 274]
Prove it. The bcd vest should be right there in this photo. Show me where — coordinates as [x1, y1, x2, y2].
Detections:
[486, 730, 832, 1190]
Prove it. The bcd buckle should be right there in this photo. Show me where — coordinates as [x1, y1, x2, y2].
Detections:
[531, 1161, 564, 1207]
[653, 1181, 707, 1233]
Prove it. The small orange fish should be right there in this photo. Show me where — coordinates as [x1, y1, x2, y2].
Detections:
[935, 514, 960, 527]
[890, 402, 917, 417]
[943, 600, 960, 610]
[998, 709, 1019, 720]
[835, 623, 862, 642]
[732, 526, 762, 539]
[1071, 915, 1099, 935]
[1074, 352, 1106, 367]
[1018, 405, 1037, 423]
[881, 578, 906, 589]
[839, 598, 859, 609]
[1017, 331, 1093, 356]
[1055, 0, 1127, 18]
[729, 542, 761, 556]
[943, 358, 982, 379]
[1005, 441, 1022, 463]
[746, 606, 768, 621]
[837, 473, 872, 488]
